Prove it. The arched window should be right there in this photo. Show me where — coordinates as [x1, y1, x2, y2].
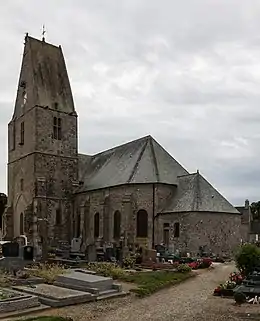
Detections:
[94, 212, 100, 238]
[20, 212, 24, 235]
[113, 211, 121, 239]
[136, 209, 148, 237]
[163, 223, 170, 247]
[174, 222, 180, 238]
[55, 208, 61, 225]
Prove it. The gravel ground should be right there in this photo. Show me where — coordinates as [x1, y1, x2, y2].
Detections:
[19, 263, 260, 321]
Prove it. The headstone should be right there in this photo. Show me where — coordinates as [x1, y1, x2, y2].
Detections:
[57, 240, 70, 259]
[2, 242, 19, 257]
[23, 245, 34, 261]
[87, 244, 97, 262]
[71, 238, 81, 252]
[104, 247, 115, 261]
[142, 249, 157, 263]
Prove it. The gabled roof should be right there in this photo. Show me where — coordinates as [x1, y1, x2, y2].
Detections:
[162, 171, 240, 214]
[77, 135, 188, 192]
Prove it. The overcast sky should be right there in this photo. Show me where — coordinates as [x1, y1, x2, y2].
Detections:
[0, 0, 260, 205]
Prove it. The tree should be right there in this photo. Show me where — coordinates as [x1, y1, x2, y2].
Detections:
[235, 243, 260, 276]
[251, 201, 260, 220]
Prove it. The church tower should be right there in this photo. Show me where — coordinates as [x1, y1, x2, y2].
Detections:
[6, 35, 78, 243]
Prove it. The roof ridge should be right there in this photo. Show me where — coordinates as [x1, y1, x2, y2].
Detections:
[127, 139, 149, 183]
[149, 137, 160, 182]
[91, 135, 152, 157]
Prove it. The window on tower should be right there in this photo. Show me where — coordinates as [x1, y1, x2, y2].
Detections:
[55, 208, 62, 225]
[20, 122, 24, 145]
[53, 117, 62, 140]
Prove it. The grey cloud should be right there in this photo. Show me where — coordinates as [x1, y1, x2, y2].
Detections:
[1, 0, 260, 205]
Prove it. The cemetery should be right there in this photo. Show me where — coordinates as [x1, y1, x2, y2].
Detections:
[0, 236, 219, 319]
[212, 243, 260, 308]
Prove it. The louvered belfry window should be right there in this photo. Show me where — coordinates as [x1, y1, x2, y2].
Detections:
[53, 117, 62, 140]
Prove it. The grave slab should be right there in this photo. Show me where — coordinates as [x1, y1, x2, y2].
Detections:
[0, 288, 40, 314]
[56, 271, 113, 292]
[12, 284, 95, 307]
[54, 270, 128, 300]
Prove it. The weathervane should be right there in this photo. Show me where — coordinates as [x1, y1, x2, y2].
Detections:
[42, 25, 46, 41]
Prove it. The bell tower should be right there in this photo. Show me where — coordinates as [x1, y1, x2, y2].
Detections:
[6, 34, 78, 242]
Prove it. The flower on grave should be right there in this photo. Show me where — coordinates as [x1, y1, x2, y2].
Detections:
[213, 286, 222, 295]
[229, 271, 243, 284]
[188, 262, 200, 269]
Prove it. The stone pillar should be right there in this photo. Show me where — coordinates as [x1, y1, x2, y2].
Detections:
[84, 199, 90, 244]
[32, 199, 38, 259]
[122, 193, 133, 248]
[3, 207, 13, 240]
[103, 196, 110, 243]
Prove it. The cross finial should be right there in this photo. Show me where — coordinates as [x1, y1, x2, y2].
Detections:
[42, 25, 46, 42]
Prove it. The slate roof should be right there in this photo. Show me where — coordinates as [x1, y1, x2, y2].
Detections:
[162, 171, 240, 214]
[77, 135, 189, 192]
[13, 35, 75, 119]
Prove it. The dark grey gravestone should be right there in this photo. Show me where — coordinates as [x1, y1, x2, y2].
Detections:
[87, 244, 97, 262]
[23, 246, 34, 261]
[2, 242, 19, 257]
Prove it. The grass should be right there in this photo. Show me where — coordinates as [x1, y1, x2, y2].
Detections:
[84, 262, 194, 297]
[121, 270, 194, 297]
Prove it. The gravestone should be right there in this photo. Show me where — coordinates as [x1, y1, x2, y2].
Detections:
[54, 270, 127, 300]
[55, 271, 113, 292]
[23, 246, 34, 261]
[104, 247, 115, 261]
[56, 241, 70, 259]
[13, 284, 95, 307]
[0, 288, 40, 314]
[71, 238, 81, 253]
[234, 270, 260, 297]
[86, 244, 97, 262]
[2, 242, 19, 257]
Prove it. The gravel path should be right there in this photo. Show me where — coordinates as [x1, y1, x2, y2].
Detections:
[97, 263, 236, 321]
[22, 263, 248, 321]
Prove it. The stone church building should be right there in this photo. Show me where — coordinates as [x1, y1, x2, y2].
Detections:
[4, 35, 242, 256]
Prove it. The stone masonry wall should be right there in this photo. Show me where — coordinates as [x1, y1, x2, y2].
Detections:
[7, 155, 35, 237]
[74, 183, 176, 248]
[159, 211, 241, 256]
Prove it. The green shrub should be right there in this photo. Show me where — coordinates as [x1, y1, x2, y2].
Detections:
[122, 256, 136, 269]
[235, 244, 260, 276]
[84, 262, 127, 279]
[234, 292, 247, 304]
[176, 264, 192, 273]
[28, 264, 66, 284]
[0, 272, 11, 287]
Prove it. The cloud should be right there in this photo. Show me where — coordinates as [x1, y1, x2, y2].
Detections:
[0, 0, 260, 205]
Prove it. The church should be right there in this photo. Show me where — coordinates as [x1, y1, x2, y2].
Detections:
[4, 35, 242, 256]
